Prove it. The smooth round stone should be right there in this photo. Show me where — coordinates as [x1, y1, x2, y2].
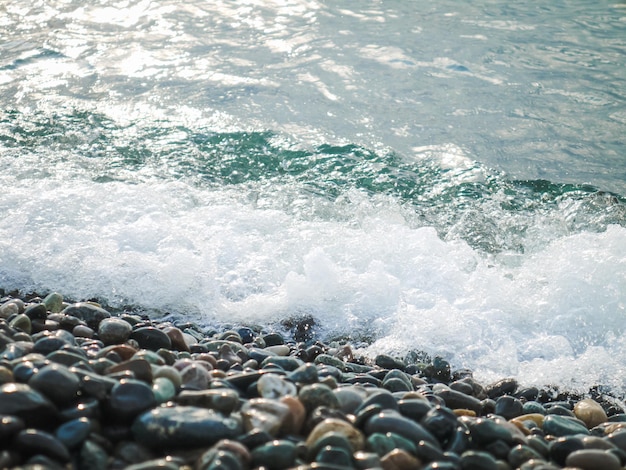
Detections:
[299, 383, 340, 412]
[449, 380, 474, 396]
[280, 395, 306, 435]
[549, 436, 585, 466]
[62, 303, 111, 329]
[508, 444, 545, 468]
[109, 379, 157, 420]
[251, 439, 297, 469]
[0, 341, 34, 361]
[523, 401, 547, 415]
[314, 354, 348, 372]
[420, 405, 458, 443]
[543, 414, 590, 437]
[383, 377, 413, 393]
[130, 327, 172, 351]
[261, 356, 303, 372]
[574, 399, 608, 429]
[357, 389, 398, 413]
[28, 363, 80, 406]
[237, 327, 255, 344]
[365, 410, 438, 447]
[73, 325, 94, 338]
[133, 406, 243, 448]
[334, 387, 366, 415]
[468, 418, 515, 446]
[316, 445, 352, 467]
[0, 383, 58, 428]
[307, 431, 353, 460]
[153, 365, 182, 389]
[13, 361, 40, 383]
[415, 438, 446, 463]
[24, 303, 48, 320]
[368, 432, 415, 457]
[180, 363, 210, 390]
[0, 300, 20, 318]
[485, 378, 518, 398]
[15, 428, 70, 463]
[43, 293, 64, 313]
[287, 363, 319, 384]
[495, 395, 524, 420]
[262, 333, 285, 346]
[607, 429, 626, 451]
[460, 450, 498, 470]
[196, 449, 245, 470]
[79, 439, 108, 470]
[353, 451, 381, 469]
[0, 415, 25, 440]
[55, 417, 91, 449]
[526, 435, 550, 459]
[257, 373, 297, 399]
[545, 404, 575, 417]
[380, 448, 421, 470]
[98, 318, 132, 345]
[162, 326, 190, 352]
[434, 388, 482, 413]
[33, 336, 70, 356]
[10, 314, 32, 334]
[0, 366, 13, 385]
[106, 358, 153, 383]
[306, 418, 365, 453]
[375, 354, 405, 371]
[565, 449, 621, 470]
[47, 350, 88, 367]
[240, 398, 291, 436]
[152, 377, 177, 403]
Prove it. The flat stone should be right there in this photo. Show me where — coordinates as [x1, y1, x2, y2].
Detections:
[543, 414, 590, 437]
[62, 303, 111, 330]
[175, 389, 240, 414]
[434, 388, 482, 413]
[15, 428, 70, 462]
[55, 417, 92, 449]
[365, 410, 439, 447]
[565, 449, 621, 470]
[132, 406, 243, 449]
[0, 383, 58, 429]
[130, 327, 172, 351]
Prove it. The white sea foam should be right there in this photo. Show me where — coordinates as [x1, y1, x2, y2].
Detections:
[1, 169, 625, 391]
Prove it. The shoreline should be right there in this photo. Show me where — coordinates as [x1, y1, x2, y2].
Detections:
[0, 290, 625, 469]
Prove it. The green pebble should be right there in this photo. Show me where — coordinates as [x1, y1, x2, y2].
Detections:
[42, 292, 64, 313]
[543, 415, 590, 437]
[152, 377, 176, 404]
[251, 439, 297, 469]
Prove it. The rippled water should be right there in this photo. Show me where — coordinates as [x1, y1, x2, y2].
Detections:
[1, 0, 625, 391]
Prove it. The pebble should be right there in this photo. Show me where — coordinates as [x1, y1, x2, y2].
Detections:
[132, 406, 242, 448]
[565, 448, 622, 470]
[0, 291, 625, 469]
[574, 398, 608, 429]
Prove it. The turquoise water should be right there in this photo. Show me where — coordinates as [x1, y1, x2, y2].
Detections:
[0, 0, 625, 391]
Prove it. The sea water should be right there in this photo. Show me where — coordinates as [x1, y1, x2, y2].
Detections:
[0, 0, 625, 392]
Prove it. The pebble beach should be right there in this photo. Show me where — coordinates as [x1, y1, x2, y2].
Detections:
[0, 292, 625, 470]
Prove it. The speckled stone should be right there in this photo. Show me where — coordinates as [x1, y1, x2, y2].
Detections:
[132, 406, 243, 448]
[299, 383, 340, 412]
[306, 418, 366, 453]
[62, 303, 111, 330]
[380, 448, 422, 470]
[240, 398, 291, 436]
[98, 317, 132, 345]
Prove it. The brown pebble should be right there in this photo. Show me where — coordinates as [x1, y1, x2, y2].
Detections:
[280, 395, 306, 435]
[574, 399, 608, 429]
[106, 359, 153, 383]
[305, 418, 365, 452]
[380, 449, 422, 470]
[453, 409, 476, 417]
[565, 449, 621, 470]
[163, 326, 190, 352]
